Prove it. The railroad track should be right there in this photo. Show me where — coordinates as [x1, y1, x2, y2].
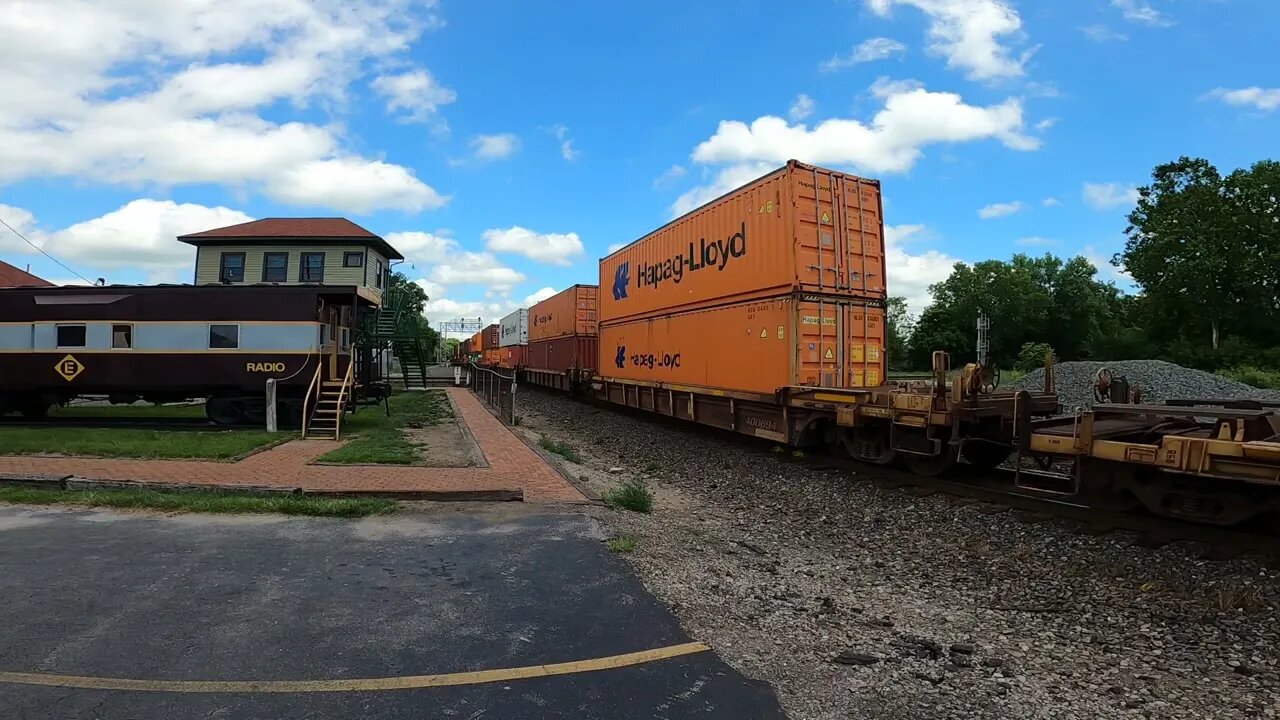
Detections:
[806, 453, 1280, 564]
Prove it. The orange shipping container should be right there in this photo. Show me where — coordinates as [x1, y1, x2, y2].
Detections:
[598, 294, 884, 395]
[528, 285, 598, 341]
[482, 347, 502, 366]
[600, 161, 885, 324]
[471, 331, 485, 352]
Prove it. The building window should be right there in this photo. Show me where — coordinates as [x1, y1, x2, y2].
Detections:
[112, 324, 133, 349]
[262, 252, 288, 282]
[343, 251, 363, 268]
[56, 324, 86, 348]
[209, 324, 239, 349]
[300, 252, 325, 282]
[219, 252, 246, 283]
[375, 258, 385, 288]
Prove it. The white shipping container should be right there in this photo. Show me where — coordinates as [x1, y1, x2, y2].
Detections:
[499, 308, 529, 347]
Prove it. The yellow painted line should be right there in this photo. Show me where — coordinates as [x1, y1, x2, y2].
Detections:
[0, 642, 711, 694]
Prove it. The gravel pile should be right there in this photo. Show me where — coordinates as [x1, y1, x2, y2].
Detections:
[1008, 360, 1280, 411]
[518, 389, 1278, 720]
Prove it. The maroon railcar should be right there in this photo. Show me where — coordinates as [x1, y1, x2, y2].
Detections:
[524, 335, 598, 392]
[0, 284, 372, 423]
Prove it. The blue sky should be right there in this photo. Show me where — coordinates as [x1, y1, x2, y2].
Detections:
[1, 0, 1276, 325]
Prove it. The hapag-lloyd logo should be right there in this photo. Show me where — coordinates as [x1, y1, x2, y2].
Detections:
[630, 222, 747, 295]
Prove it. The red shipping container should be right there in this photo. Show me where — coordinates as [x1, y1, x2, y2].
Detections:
[526, 335, 598, 373]
[498, 345, 526, 368]
[482, 324, 500, 348]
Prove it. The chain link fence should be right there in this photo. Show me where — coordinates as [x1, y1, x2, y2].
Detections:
[467, 363, 518, 425]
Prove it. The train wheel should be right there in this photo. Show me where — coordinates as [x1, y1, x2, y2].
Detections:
[206, 397, 241, 425]
[901, 447, 958, 477]
[960, 440, 1013, 470]
[842, 427, 896, 465]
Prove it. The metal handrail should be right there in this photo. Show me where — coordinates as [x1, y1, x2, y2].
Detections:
[301, 361, 322, 437]
[334, 353, 357, 439]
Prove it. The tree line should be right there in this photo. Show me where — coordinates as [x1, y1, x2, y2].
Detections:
[888, 156, 1280, 380]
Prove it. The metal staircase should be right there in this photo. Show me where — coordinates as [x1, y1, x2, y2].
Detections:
[362, 289, 429, 391]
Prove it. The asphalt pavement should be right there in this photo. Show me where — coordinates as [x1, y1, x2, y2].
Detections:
[0, 503, 782, 719]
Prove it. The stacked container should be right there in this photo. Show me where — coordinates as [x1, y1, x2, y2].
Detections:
[498, 309, 528, 369]
[597, 160, 887, 393]
[526, 285, 599, 378]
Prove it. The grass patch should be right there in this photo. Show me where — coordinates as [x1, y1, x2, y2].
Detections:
[0, 428, 278, 460]
[604, 479, 654, 514]
[1215, 582, 1267, 613]
[607, 536, 637, 553]
[51, 403, 206, 418]
[0, 486, 394, 518]
[317, 391, 452, 465]
[1219, 366, 1280, 390]
[538, 435, 582, 463]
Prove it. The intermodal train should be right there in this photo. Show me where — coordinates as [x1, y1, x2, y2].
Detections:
[465, 160, 1280, 527]
[0, 284, 370, 425]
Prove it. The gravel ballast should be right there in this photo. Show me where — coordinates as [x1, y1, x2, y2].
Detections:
[516, 388, 1278, 720]
[1008, 360, 1280, 411]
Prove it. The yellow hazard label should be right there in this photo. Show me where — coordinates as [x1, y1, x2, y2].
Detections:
[824, 347, 834, 360]
[55, 354, 84, 382]
[820, 211, 831, 224]
[759, 328, 768, 338]
[850, 344, 864, 362]
[868, 345, 880, 361]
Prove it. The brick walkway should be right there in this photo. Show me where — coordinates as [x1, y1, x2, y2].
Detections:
[0, 389, 587, 503]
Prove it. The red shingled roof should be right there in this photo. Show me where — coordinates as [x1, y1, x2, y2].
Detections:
[0, 260, 54, 287]
[178, 218, 379, 239]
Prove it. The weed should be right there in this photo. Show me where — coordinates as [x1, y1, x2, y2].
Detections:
[538, 435, 582, 463]
[1219, 366, 1280, 390]
[605, 479, 654, 514]
[1215, 583, 1266, 613]
[0, 486, 394, 518]
[607, 536, 637, 553]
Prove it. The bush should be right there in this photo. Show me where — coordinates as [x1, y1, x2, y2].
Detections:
[607, 537, 637, 553]
[1015, 342, 1057, 373]
[604, 479, 653, 513]
[538, 435, 582, 463]
[1219, 366, 1280, 390]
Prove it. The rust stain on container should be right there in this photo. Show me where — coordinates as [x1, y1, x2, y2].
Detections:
[600, 160, 884, 324]
[527, 335, 598, 374]
[598, 294, 885, 395]
[528, 285, 598, 341]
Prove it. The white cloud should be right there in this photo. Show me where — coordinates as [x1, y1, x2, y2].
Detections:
[1081, 24, 1129, 42]
[372, 68, 457, 122]
[1110, 0, 1173, 27]
[607, 242, 627, 254]
[0, 204, 40, 255]
[21, 199, 254, 282]
[978, 201, 1023, 219]
[789, 94, 816, 122]
[268, 158, 446, 214]
[866, 0, 1031, 81]
[884, 224, 957, 314]
[0, 0, 448, 214]
[1016, 236, 1056, 247]
[429, 251, 526, 291]
[469, 133, 520, 160]
[670, 162, 777, 218]
[423, 296, 494, 326]
[1041, 197, 1061, 207]
[483, 226, 584, 266]
[653, 164, 687, 187]
[385, 231, 458, 264]
[1082, 182, 1139, 210]
[523, 287, 558, 306]
[551, 124, 580, 162]
[1205, 87, 1280, 112]
[1034, 118, 1057, 133]
[689, 82, 1037, 176]
[1083, 245, 1134, 286]
[820, 37, 907, 72]
[413, 278, 446, 300]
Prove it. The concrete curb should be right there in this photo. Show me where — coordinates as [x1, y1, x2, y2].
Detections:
[0, 474, 522, 503]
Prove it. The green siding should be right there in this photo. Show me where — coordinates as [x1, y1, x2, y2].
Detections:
[195, 245, 369, 287]
[365, 249, 388, 290]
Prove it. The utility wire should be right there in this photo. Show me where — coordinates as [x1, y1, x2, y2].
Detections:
[0, 214, 95, 285]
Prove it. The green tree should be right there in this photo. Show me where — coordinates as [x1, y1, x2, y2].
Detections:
[884, 297, 915, 370]
[1119, 157, 1279, 352]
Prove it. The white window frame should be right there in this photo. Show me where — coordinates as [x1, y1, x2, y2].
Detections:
[208, 323, 241, 350]
[111, 323, 134, 350]
[55, 323, 87, 348]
